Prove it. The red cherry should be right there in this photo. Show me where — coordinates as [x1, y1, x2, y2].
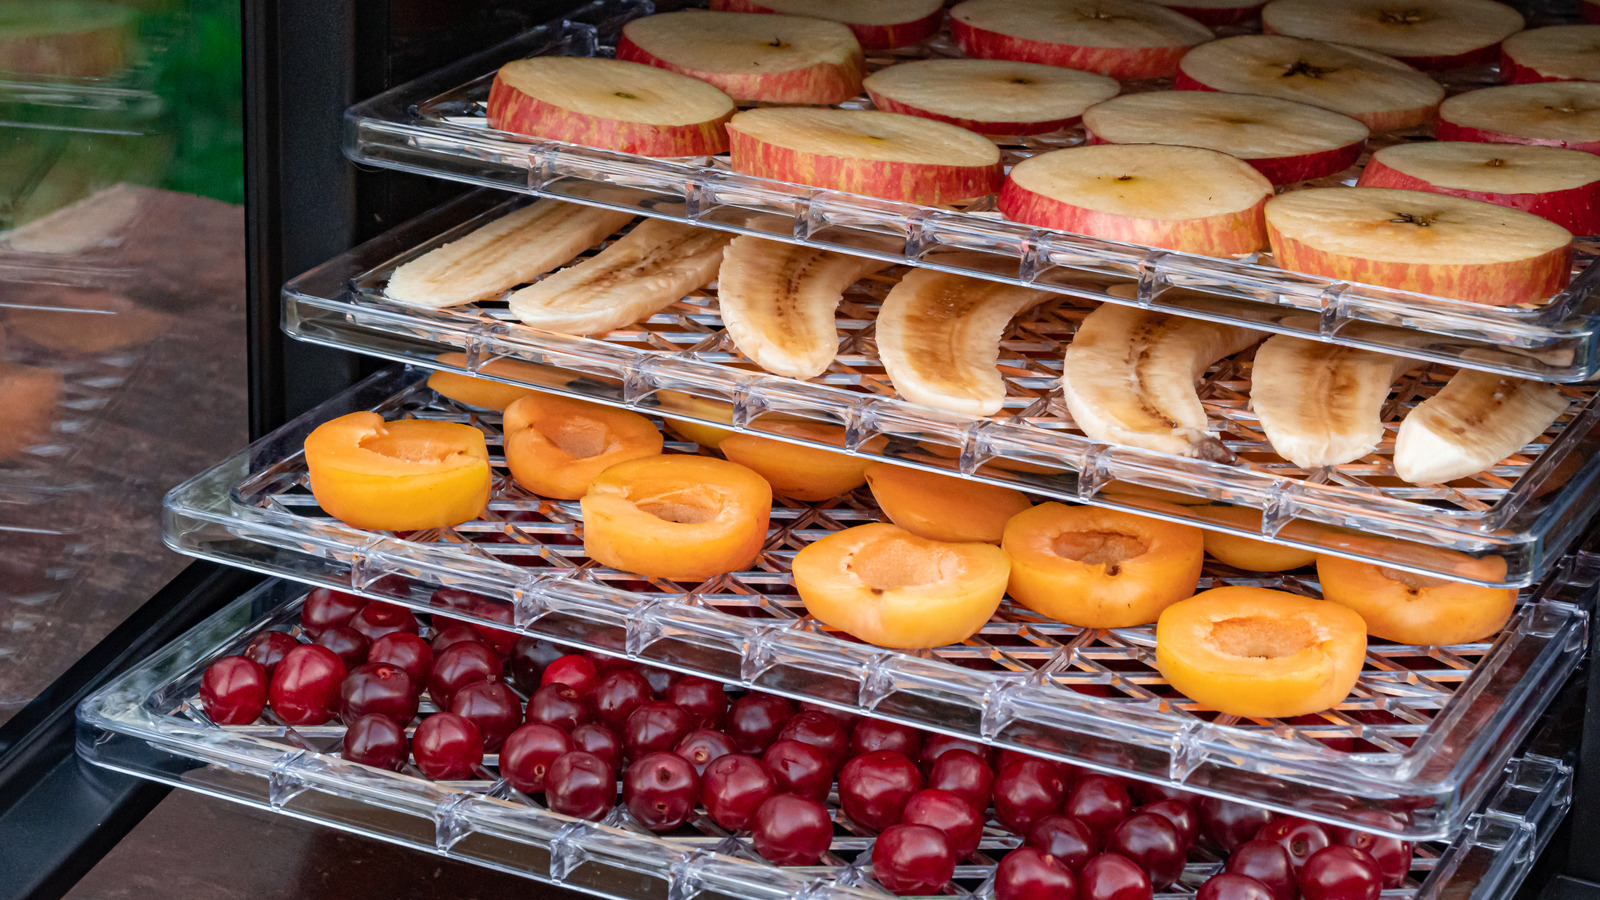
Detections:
[640, 666, 674, 697]
[921, 734, 993, 772]
[993, 759, 1067, 835]
[624, 701, 694, 760]
[367, 632, 432, 685]
[902, 789, 983, 859]
[570, 723, 621, 772]
[413, 712, 484, 780]
[726, 694, 795, 753]
[665, 675, 729, 728]
[701, 753, 777, 832]
[349, 601, 420, 644]
[427, 589, 514, 654]
[500, 723, 574, 793]
[525, 683, 592, 731]
[301, 588, 363, 637]
[1027, 815, 1098, 872]
[1200, 797, 1275, 853]
[584, 649, 636, 673]
[1199, 874, 1277, 900]
[1139, 799, 1198, 849]
[508, 636, 567, 693]
[590, 670, 654, 729]
[1133, 782, 1198, 805]
[450, 680, 523, 751]
[624, 751, 700, 832]
[801, 701, 856, 728]
[342, 713, 408, 771]
[1079, 852, 1154, 900]
[1225, 840, 1299, 900]
[1257, 817, 1332, 872]
[1064, 775, 1134, 844]
[752, 794, 832, 865]
[762, 739, 834, 802]
[1299, 846, 1382, 900]
[466, 599, 518, 655]
[427, 641, 502, 708]
[996, 847, 1078, 900]
[674, 728, 736, 775]
[200, 656, 268, 725]
[872, 824, 955, 895]
[268, 644, 346, 725]
[243, 631, 297, 677]
[340, 661, 418, 723]
[1334, 827, 1412, 888]
[542, 654, 600, 694]
[776, 710, 849, 770]
[545, 751, 617, 820]
[839, 750, 924, 832]
[431, 623, 489, 654]
[850, 718, 922, 763]
[314, 625, 370, 669]
[927, 748, 994, 810]
[999, 749, 1078, 784]
[1106, 812, 1185, 889]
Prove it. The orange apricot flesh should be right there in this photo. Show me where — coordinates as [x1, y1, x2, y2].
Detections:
[655, 390, 738, 449]
[1199, 505, 1317, 572]
[792, 522, 1010, 649]
[1002, 503, 1203, 629]
[1155, 586, 1368, 719]
[502, 393, 663, 500]
[305, 411, 492, 531]
[581, 455, 772, 581]
[864, 463, 1031, 544]
[0, 361, 62, 459]
[1316, 555, 1516, 645]
[720, 423, 868, 502]
[427, 352, 567, 411]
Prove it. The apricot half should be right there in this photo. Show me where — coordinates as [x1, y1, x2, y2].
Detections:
[1316, 555, 1516, 646]
[1155, 586, 1368, 719]
[427, 353, 563, 411]
[0, 361, 62, 459]
[792, 523, 1010, 649]
[1002, 503, 1203, 629]
[721, 424, 869, 502]
[1199, 505, 1317, 572]
[864, 463, 1031, 544]
[581, 455, 772, 581]
[304, 412, 492, 531]
[502, 394, 663, 500]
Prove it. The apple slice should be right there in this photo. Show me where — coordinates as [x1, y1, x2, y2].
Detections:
[1082, 91, 1368, 185]
[1435, 83, 1600, 155]
[487, 57, 735, 157]
[999, 144, 1273, 256]
[1260, 0, 1525, 71]
[1153, 0, 1265, 27]
[1500, 25, 1600, 85]
[950, 0, 1213, 81]
[864, 59, 1120, 135]
[616, 11, 864, 105]
[1265, 188, 1573, 306]
[726, 107, 1003, 205]
[1356, 142, 1600, 235]
[708, 0, 943, 50]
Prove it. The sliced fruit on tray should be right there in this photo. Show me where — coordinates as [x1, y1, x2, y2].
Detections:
[507, 219, 733, 334]
[1248, 336, 1411, 469]
[950, 0, 1213, 81]
[303, 412, 491, 532]
[863, 463, 1031, 544]
[725, 107, 1003, 206]
[1197, 505, 1317, 572]
[1356, 142, 1600, 236]
[1500, 25, 1600, 84]
[1152, 0, 1265, 27]
[720, 427, 871, 502]
[501, 394, 664, 500]
[708, 0, 944, 50]
[425, 354, 562, 411]
[1061, 305, 1263, 460]
[1174, 34, 1445, 132]
[1317, 555, 1516, 645]
[863, 59, 1120, 135]
[716, 236, 886, 379]
[0, 360, 61, 460]
[1434, 82, 1600, 155]
[999, 144, 1273, 257]
[615, 10, 865, 105]
[1258, 0, 1525, 71]
[1264, 187, 1574, 306]
[1393, 369, 1569, 485]
[384, 200, 633, 308]
[1081, 91, 1368, 186]
[487, 57, 735, 157]
[792, 522, 1010, 649]
[874, 268, 1053, 417]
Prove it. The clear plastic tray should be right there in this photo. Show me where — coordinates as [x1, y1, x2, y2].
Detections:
[77, 578, 1579, 899]
[283, 192, 1600, 588]
[341, 0, 1600, 383]
[160, 366, 1592, 839]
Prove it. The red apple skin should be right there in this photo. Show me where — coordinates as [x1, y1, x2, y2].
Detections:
[1356, 158, 1600, 235]
[1159, 2, 1264, 27]
[726, 128, 1003, 206]
[1171, 70, 1439, 133]
[1432, 118, 1600, 156]
[1498, 47, 1586, 85]
[707, 0, 943, 50]
[614, 33, 864, 105]
[1258, 21, 1502, 72]
[1082, 131, 1363, 186]
[952, 17, 1194, 81]
[486, 76, 731, 157]
[998, 179, 1269, 256]
[867, 89, 1080, 136]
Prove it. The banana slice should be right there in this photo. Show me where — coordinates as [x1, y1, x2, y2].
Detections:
[1250, 335, 1412, 469]
[716, 237, 886, 379]
[386, 200, 634, 308]
[1062, 305, 1263, 460]
[507, 219, 734, 334]
[1394, 370, 1569, 485]
[876, 269, 1053, 417]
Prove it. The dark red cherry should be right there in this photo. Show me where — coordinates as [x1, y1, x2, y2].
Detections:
[590, 670, 654, 730]
[872, 824, 955, 895]
[367, 632, 432, 685]
[200, 656, 268, 725]
[850, 718, 922, 763]
[268, 644, 346, 726]
[624, 751, 700, 832]
[902, 789, 983, 859]
[508, 636, 567, 693]
[641, 666, 674, 697]
[243, 631, 297, 677]
[839, 750, 924, 832]
[776, 709, 849, 770]
[542, 654, 600, 694]
[1132, 782, 1198, 805]
[928, 748, 994, 810]
[349, 601, 420, 644]
[701, 753, 776, 832]
[462, 595, 517, 655]
[1028, 815, 1098, 872]
[301, 588, 363, 638]
[801, 701, 856, 728]
[1106, 812, 1185, 890]
[674, 728, 736, 775]
[427, 641, 502, 708]
[1199, 874, 1277, 900]
[665, 675, 728, 728]
[584, 649, 636, 673]
[431, 623, 488, 654]
[450, 680, 522, 751]
[624, 701, 694, 759]
[727, 693, 795, 753]
[499, 723, 574, 794]
[412, 712, 483, 780]
[996, 847, 1078, 900]
[762, 739, 834, 802]
[1079, 852, 1154, 900]
[1333, 827, 1412, 888]
[1200, 797, 1275, 853]
[545, 751, 616, 821]
[999, 750, 1078, 784]
[1298, 846, 1382, 900]
[571, 723, 621, 772]
[993, 759, 1067, 836]
[314, 625, 370, 669]
[1257, 817, 1332, 873]
[1225, 840, 1298, 900]
[340, 662, 418, 723]
[342, 713, 408, 771]
[921, 734, 994, 772]
[752, 793, 832, 865]
[1064, 776, 1134, 844]
[1139, 799, 1198, 850]
[525, 683, 592, 731]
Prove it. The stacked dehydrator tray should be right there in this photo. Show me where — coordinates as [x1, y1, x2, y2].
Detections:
[77, 1, 1600, 898]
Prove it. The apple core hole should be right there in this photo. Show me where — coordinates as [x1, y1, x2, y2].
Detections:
[850, 536, 952, 592]
[1377, 567, 1449, 591]
[1208, 616, 1317, 659]
[547, 418, 610, 459]
[1050, 531, 1149, 568]
[635, 489, 720, 525]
